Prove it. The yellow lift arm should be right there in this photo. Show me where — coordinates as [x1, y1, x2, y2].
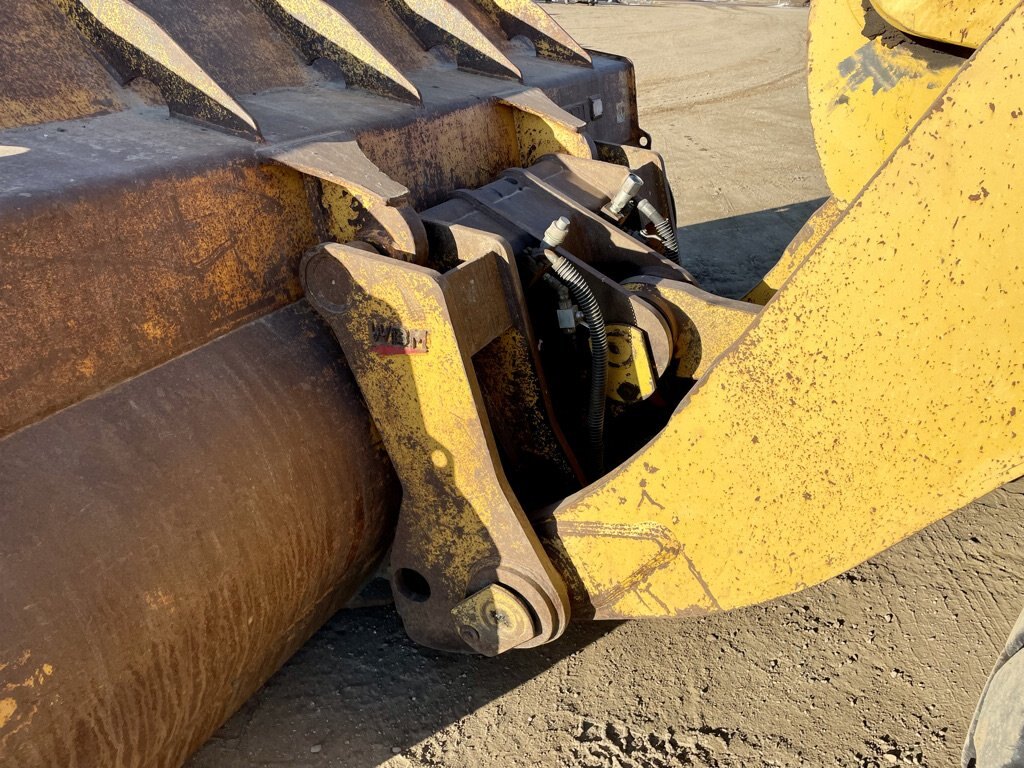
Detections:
[305, 0, 1024, 650]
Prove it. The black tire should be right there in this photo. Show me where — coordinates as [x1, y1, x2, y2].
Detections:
[964, 607, 1024, 767]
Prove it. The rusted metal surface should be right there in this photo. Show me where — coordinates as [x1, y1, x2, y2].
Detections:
[500, 89, 594, 164]
[0, 11, 639, 437]
[55, 0, 263, 138]
[0, 1, 124, 130]
[6, 0, 635, 144]
[129, 0, 315, 93]
[0, 303, 399, 767]
[0, 159, 317, 438]
[388, 0, 523, 80]
[253, 0, 423, 103]
[451, 583, 540, 656]
[475, 0, 592, 67]
[270, 139, 429, 261]
[0, 2, 645, 762]
[471, 326, 586, 504]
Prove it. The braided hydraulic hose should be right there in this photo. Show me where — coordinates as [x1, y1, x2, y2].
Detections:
[637, 199, 681, 266]
[540, 218, 607, 473]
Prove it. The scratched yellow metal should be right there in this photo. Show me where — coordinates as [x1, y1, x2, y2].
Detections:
[389, 0, 522, 80]
[307, 248, 507, 576]
[56, 0, 259, 136]
[625, 279, 758, 380]
[872, 0, 1011, 47]
[0, 651, 55, 744]
[320, 182, 426, 260]
[255, 0, 422, 102]
[743, 198, 843, 305]
[474, 0, 592, 67]
[545, 5, 1024, 619]
[501, 90, 594, 166]
[511, 109, 592, 166]
[808, 0, 962, 204]
[606, 324, 657, 403]
[302, 243, 569, 650]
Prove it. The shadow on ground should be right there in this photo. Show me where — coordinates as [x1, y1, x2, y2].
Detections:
[680, 198, 828, 298]
[188, 604, 621, 768]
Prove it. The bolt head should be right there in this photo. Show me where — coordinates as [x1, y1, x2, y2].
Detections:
[451, 583, 538, 656]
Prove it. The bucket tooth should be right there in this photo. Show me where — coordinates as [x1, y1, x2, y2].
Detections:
[389, 0, 523, 81]
[473, 0, 592, 67]
[55, 0, 260, 139]
[253, 0, 422, 104]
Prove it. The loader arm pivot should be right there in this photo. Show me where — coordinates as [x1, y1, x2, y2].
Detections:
[304, 0, 1024, 642]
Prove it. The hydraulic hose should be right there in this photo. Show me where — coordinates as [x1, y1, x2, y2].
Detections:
[540, 218, 607, 473]
[637, 199, 681, 267]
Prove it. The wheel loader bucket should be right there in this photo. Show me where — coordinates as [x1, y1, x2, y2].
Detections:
[0, 2, 638, 764]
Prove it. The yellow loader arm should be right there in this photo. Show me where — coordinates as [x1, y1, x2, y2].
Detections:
[305, 0, 1024, 645]
[544, 5, 1024, 618]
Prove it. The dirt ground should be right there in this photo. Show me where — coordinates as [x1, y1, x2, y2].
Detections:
[189, 4, 1024, 767]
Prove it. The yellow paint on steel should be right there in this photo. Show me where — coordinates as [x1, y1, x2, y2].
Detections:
[303, 242, 570, 649]
[319, 182, 426, 261]
[475, 0, 592, 67]
[743, 197, 843, 305]
[357, 96, 592, 210]
[259, 0, 422, 102]
[500, 90, 594, 165]
[510, 110, 592, 167]
[808, 0, 962, 204]
[606, 324, 658, 403]
[546, 5, 1024, 619]
[315, 251, 511, 565]
[872, 0, 1011, 47]
[625, 279, 758, 380]
[393, 0, 522, 80]
[0, 2, 125, 131]
[56, 0, 257, 133]
[0, 651, 55, 740]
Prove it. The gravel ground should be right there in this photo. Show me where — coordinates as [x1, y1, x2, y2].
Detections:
[189, 4, 1024, 767]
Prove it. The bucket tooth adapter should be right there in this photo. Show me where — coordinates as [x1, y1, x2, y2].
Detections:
[2, 0, 1023, 765]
